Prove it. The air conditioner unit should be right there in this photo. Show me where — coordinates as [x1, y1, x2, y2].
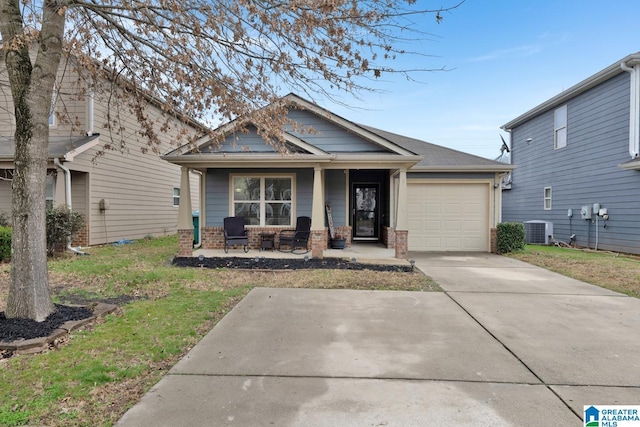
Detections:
[523, 220, 554, 245]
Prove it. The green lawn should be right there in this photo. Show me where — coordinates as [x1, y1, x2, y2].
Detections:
[506, 244, 640, 298]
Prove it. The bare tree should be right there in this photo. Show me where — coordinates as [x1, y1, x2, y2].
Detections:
[0, 0, 459, 320]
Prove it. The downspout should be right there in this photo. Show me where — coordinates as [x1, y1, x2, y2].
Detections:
[54, 158, 87, 255]
[621, 61, 640, 158]
[86, 88, 94, 136]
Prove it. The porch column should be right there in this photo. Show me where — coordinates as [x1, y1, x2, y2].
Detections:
[395, 168, 409, 259]
[177, 166, 193, 257]
[310, 165, 326, 258]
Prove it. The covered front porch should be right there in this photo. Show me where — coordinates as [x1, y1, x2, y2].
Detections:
[174, 164, 413, 260]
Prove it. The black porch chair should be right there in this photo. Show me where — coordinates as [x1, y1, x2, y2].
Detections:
[278, 216, 311, 254]
[223, 217, 249, 253]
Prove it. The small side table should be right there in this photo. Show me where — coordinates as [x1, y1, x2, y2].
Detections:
[260, 233, 276, 251]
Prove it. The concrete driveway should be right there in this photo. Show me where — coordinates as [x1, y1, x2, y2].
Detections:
[117, 253, 640, 426]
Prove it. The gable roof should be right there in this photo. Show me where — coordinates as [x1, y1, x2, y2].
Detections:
[163, 92, 512, 173]
[165, 93, 418, 158]
[360, 125, 514, 172]
[502, 52, 640, 130]
[0, 134, 101, 163]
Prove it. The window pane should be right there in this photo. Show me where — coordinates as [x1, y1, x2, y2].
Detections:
[554, 106, 567, 128]
[235, 202, 260, 225]
[267, 202, 291, 225]
[265, 178, 291, 201]
[555, 128, 567, 149]
[234, 177, 260, 201]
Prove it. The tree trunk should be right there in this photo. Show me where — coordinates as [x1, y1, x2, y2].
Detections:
[1, 0, 66, 320]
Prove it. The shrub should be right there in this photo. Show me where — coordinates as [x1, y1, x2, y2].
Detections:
[46, 206, 85, 256]
[496, 222, 525, 254]
[0, 226, 11, 261]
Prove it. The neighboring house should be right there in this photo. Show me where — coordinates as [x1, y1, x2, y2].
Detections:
[0, 55, 200, 247]
[164, 93, 513, 258]
[501, 52, 640, 254]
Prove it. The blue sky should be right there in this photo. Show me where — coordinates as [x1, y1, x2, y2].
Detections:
[325, 0, 640, 160]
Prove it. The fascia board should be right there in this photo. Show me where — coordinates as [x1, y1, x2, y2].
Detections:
[62, 135, 101, 161]
[409, 164, 516, 173]
[161, 153, 335, 168]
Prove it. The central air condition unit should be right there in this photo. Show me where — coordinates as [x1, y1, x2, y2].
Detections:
[523, 220, 554, 245]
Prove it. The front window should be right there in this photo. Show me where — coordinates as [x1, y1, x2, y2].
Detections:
[232, 175, 293, 226]
[173, 187, 180, 206]
[554, 105, 567, 149]
[544, 187, 552, 210]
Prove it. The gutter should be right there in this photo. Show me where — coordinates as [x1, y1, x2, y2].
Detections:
[53, 158, 87, 255]
[621, 60, 640, 158]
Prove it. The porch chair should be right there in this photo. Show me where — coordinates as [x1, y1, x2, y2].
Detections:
[223, 216, 249, 253]
[278, 216, 311, 254]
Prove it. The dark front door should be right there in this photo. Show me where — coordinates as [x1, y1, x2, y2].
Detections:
[353, 183, 379, 240]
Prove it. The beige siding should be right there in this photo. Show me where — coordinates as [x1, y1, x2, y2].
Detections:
[1, 54, 201, 245]
[68, 89, 200, 245]
[0, 180, 11, 213]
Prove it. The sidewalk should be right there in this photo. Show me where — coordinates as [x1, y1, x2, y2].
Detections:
[116, 253, 640, 426]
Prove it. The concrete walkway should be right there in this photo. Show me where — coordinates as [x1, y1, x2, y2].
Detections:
[116, 253, 640, 426]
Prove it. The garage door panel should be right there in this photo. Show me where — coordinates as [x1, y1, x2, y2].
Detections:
[444, 221, 461, 232]
[407, 183, 489, 252]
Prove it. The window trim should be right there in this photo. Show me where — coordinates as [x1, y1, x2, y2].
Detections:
[554, 105, 567, 150]
[173, 187, 180, 207]
[544, 187, 552, 210]
[229, 173, 296, 227]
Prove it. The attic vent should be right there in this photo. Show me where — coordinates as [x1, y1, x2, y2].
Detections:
[524, 220, 554, 245]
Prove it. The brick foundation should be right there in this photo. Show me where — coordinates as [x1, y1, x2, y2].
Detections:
[382, 226, 396, 249]
[71, 224, 89, 247]
[178, 229, 194, 257]
[202, 226, 320, 252]
[394, 230, 408, 259]
[311, 230, 327, 259]
[330, 226, 352, 248]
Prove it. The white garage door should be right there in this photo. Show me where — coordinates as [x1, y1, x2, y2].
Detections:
[407, 183, 490, 251]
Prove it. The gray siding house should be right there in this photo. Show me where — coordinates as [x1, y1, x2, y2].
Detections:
[164, 93, 513, 258]
[501, 52, 640, 254]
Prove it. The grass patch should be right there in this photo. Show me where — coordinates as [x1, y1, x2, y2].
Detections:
[506, 245, 640, 298]
[0, 235, 439, 426]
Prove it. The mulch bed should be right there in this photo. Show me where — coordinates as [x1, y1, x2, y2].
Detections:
[173, 256, 413, 272]
[0, 303, 93, 342]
